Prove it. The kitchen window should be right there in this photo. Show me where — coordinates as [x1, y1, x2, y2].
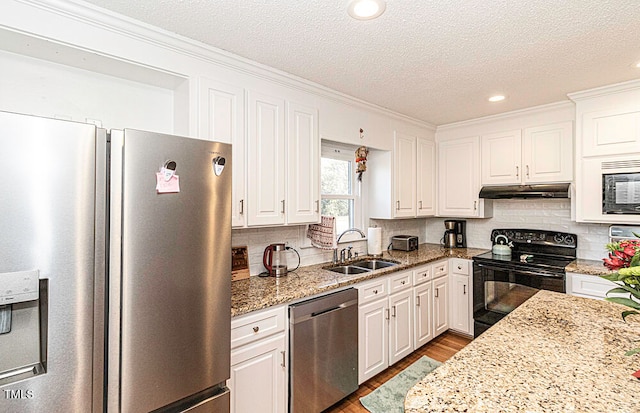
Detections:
[321, 142, 363, 242]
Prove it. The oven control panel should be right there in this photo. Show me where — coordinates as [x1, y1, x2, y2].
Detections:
[490, 229, 576, 248]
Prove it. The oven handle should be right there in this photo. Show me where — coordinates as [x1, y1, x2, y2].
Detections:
[474, 262, 564, 278]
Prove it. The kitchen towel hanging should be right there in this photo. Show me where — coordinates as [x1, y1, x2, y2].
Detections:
[307, 216, 337, 250]
[367, 227, 382, 256]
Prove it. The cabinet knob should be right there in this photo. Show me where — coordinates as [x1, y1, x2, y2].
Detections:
[458, 265, 462, 270]
[253, 326, 259, 333]
[373, 289, 378, 294]
[401, 280, 406, 285]
[463, 284, 467, 295]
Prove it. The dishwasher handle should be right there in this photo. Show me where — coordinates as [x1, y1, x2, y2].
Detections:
[294, 298, 358, 324]
[290, 288, 358, 324]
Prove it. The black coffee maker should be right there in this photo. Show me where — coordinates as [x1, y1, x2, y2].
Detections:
[443, 220, 466, 248]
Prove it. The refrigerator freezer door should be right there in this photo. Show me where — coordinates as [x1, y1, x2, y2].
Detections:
[0, 111, 100, 412]
[109, 129, 232, 412]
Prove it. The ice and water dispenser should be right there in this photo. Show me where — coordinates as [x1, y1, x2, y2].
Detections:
[0, 270, 46, 385]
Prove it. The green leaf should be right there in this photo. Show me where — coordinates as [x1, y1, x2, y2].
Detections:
[621, 310, 640, 321]
[601, 273, 623, 282]
[624, 347, 640, 356]
[607, 286, 640, 300]
[630, 253, 640, 268]
[632, 232, 640, 239]
[605, 297, 640, 311]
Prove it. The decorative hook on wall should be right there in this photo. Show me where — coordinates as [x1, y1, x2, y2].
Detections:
[359, 128, 364, 139]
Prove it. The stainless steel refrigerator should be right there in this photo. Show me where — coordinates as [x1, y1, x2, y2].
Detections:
[0, 110, 232, 412]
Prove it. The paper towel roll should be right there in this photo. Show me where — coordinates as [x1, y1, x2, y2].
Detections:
[367, 227, 382, 256]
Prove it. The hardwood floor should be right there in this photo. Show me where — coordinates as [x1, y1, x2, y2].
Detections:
[323, 331, 473, 413]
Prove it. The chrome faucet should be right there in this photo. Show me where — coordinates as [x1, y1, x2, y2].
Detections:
[333, 228, 367, 264]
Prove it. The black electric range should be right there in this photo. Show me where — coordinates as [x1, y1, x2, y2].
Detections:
[472, 229, 577, 337]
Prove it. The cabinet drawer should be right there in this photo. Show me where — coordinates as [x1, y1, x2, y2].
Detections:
[451, 259, 469, 275]
[357, 278, 389, 305]
[231, 306, 286, 349]
[413, 264, 432, 286]
[568, 273, 617, 300]
[389, 270, 412, 293]
[432, 260, 449, 279]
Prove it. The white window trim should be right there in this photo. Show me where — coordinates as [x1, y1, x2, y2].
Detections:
[321, 141, 365, 244]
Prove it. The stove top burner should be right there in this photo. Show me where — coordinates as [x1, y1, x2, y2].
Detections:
[474, 228, 578, 275]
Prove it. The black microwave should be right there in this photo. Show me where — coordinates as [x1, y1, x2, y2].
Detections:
[603, 173, 640, 214]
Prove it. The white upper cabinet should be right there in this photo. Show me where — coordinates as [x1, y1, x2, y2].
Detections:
[247, 91, 287, 226]
[416, 138, 436, 216]
[198, 77, 246, 228]
[394, 132, 417, 217]
[570, 80, 640, 224]
[438, 136, 492, 218]
[369, 131, 436, 219]
[481, 122, 573, 185]
[286, 102, 320, 224]
[481, 130, 522, 185]
[523, 122, 574, 183]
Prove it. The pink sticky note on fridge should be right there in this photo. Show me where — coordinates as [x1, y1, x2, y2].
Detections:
[156, 172, 180, 193]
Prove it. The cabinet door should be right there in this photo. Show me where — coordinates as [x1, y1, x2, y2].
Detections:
[229, 333, 287, 413]
[433, 276, 449, 337]
[413, 282, 433, 349]
[286, 102, 320, 224]
[449, 274, 471, 335]
[199, 78, 246, 228]
[393, 132, 417, 217]
[247, 91, 286, 226]
[438, 137, 486, 217]
[358, 298, 388, 384]
[581, 106, 640, 157]
[416, 137, 436, 216]
[388, 289, 413, 365]
[523, 121, 573, 183]
[481, 130, 522, 185]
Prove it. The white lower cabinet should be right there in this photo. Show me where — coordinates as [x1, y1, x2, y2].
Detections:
[229, 306, 287, 413]
[448, 258, 473, 336]
[413, 265, 433, 350]
[388, 288, 414, 365]
[433, 273, 449, 337]
[357, 271, 414, 384]
[567, 272, 619, 300]
[358, 297, 389, 383]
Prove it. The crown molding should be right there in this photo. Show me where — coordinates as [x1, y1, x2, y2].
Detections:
[436, 100, 574, 132]
[567, 78, 640, 101]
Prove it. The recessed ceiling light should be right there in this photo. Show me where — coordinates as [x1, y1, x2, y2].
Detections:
[348, 0, 386, 20]
[635, 61, 640, 68]
[488, 95, 506, 102]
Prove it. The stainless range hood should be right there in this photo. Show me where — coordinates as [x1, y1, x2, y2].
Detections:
[479, 183, 571, 199]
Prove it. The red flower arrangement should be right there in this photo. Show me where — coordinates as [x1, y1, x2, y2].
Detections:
[603, 239, 640, 270]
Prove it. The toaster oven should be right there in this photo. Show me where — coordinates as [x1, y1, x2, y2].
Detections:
[391, 235, 419, 251]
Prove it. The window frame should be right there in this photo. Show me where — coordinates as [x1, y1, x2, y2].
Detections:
[320, 142, 365, 244]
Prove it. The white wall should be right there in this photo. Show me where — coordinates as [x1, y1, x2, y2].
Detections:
[0, 50, 175, 133]
[426, 199, 610, 260]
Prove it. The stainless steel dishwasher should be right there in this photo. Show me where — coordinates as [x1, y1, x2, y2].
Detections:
[289, 288, 358, 413]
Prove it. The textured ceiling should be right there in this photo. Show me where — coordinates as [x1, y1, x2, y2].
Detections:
[81, 0, 640, 125]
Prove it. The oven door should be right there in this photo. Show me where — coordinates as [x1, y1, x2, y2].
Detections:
[472, 261, 565, 337]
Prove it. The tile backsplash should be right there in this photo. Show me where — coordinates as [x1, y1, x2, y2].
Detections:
[233, 199, 611, 276]
[425, 199, 610, 261]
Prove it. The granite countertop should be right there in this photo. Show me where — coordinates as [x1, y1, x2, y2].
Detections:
[231, 243, 488, 317]
[405, 290, 640, 413]
[566, 258, 614, 276]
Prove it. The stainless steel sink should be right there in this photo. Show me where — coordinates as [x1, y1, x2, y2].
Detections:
[326, 265, 371, 275]
[351, 259, 398, 270]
